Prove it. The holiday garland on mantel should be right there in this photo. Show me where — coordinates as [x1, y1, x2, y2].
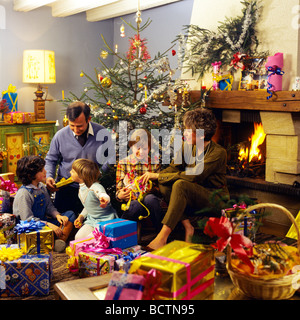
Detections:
[175, 0, 268, 79]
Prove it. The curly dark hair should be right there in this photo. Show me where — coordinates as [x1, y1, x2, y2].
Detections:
[16, 155, 45, 185]
[183, 107, 217, 141]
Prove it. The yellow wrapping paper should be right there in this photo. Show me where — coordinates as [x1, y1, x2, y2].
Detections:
[4, 112, 35, 124]
[286, 210, 300, 239]
[17, 226, 54, 254]
[129, 240, 215, 300]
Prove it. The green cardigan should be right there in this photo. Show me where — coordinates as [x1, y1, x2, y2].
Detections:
[158, 141, 229, 195]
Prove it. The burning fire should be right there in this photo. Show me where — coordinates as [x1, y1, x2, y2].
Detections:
[238, 123, 266, 163]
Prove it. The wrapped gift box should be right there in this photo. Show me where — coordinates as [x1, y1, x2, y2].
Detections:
[105, 271, 145, 300]
[2, 84, 18, 112]
[114, 249, 146, 272]
[66, 235, 96, 271]
[97, 218, 138, 249]
[78, 251, 115, 278]
[17, 225, 54, 255]
[4, 112, 35, 124]
[0, 213, 17, 244]
[129, 240, 215, 300]
[0, 252, 52, 297]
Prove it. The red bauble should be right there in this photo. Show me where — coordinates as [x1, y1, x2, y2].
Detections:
[139, 106, 147, 114]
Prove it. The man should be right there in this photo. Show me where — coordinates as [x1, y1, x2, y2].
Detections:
[45, 101, 113, 215]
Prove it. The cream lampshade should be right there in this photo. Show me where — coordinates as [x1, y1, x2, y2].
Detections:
[23, 50, 56, 121]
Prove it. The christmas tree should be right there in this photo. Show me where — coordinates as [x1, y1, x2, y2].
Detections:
[63, 8, 196, 133]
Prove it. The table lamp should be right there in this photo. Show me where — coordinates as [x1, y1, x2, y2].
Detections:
[23, 50, 56, 121]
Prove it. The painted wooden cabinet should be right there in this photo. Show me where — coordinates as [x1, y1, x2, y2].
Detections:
[0, 121, 57, 176]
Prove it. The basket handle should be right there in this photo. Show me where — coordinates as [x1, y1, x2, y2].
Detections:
[227, 203, 300, 269]
[244, 203, 300, 253]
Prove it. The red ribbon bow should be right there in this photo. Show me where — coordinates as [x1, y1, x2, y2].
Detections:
[143, 268, 162, 300]
[230, 52, 249, 70]
[204, 216, 254, 273]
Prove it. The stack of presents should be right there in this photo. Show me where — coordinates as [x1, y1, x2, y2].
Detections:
[1, 84, 35, 123]
[66, 219, 215, 300]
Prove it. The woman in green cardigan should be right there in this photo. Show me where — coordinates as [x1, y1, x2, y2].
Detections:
[140, 107, 229, 250]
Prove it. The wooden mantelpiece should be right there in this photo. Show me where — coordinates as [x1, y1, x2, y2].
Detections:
[190, 90, 300, 112]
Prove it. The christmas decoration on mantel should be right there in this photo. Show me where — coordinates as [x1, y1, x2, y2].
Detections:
[174, 0, 268, 80]
[62, 6, 192, 132]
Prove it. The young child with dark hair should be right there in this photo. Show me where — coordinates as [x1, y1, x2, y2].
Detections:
[70, 158, 117, 239]
[13, 155, 76, 252]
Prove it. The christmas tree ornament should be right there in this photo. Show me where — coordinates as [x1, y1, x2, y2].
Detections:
[98, 74, 104, 83]
[120, 24, 125, 38]
[100, 50, 108, 59]
[106, 100, 111, 106]
[80, 72, 84, 77]
[139, 106, 147, 114]
[138, 83, 143, 88]
[172, 50, 176, 56]
[101, 77, 112, 88]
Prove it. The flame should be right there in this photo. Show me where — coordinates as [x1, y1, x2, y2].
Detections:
[238, 123, 266, 163]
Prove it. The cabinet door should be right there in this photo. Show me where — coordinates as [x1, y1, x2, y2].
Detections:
[0, 126, 25, 174]
[27, 124, 56, 156]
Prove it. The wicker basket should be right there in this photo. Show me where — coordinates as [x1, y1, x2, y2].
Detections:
[227, 203, 300, 300]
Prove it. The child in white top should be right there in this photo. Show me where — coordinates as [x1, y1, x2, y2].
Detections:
[71, 159, 117, 239]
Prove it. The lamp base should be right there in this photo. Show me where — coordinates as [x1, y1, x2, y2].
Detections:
[34, 99, 46, 121]
[34, 84, 46, 121]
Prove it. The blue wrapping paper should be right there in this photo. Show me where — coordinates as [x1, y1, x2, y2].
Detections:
[97, 218, 138, 250]
[0, 245, 52, 297]
[2, 84, 18, 112]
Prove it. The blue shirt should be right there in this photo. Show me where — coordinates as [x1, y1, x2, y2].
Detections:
[78, 182, 117, 227]
[45, 122, 114, 187]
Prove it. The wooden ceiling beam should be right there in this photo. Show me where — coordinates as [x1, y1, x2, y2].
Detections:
[86, 0, 182, 22]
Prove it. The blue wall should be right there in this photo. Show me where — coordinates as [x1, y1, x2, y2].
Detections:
[0, 0, 193, 126]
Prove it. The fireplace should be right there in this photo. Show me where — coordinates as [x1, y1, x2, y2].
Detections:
[202, 90, 300, 236]
[215, 112, 266, 180]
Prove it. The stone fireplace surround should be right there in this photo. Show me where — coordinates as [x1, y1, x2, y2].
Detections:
[204, 90, 300, 186]
[200, 90, 300, 236]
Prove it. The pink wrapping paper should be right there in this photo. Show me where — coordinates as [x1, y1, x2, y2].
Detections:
[69, 236, 95, 257]
[265, 52, 284, 91]
[105, 271, 145, 300]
